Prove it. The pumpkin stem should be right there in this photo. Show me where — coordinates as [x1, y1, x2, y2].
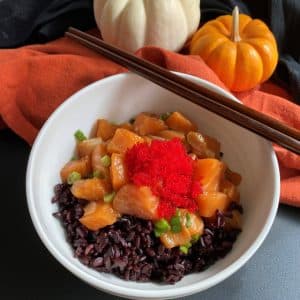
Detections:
[231, 6, 241, 42]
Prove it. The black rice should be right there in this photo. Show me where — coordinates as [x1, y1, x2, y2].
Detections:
[52, 183, 241, 284]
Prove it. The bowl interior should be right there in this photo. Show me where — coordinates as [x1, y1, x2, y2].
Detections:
[26, 73, 279, 299]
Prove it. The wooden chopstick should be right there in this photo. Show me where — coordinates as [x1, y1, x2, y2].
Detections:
[66, 27, 300, 155]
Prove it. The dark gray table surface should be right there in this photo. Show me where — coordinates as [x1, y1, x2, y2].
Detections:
[2, 129, 299, 300]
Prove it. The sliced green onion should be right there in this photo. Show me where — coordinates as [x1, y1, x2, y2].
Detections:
[160, 112, 171, 121]
[67, 171, 81, 185]
[92, 170, 105, 179]
[74, 130, 87, 142]
[103, 191, 116, 203]
[101, 155, 111, 167]
[154, 219, 171, 234]
[154, 229, 163, 237]
[71, 156, 77, 161]
[179, 242, 192, 254]
[191, 234, 200, 244]
[185, 213, 192, 228]
[170, 214, 182, 233]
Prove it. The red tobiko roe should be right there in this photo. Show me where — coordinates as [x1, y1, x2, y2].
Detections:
[125, 138, 201, 218]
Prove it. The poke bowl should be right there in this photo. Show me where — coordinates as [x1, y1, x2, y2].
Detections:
[26, 72, 280, 299]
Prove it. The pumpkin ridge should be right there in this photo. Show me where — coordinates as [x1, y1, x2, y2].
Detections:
[206, 40, 237, 88]
[243, 38, 278, 82]
[232, 42, 263, 91]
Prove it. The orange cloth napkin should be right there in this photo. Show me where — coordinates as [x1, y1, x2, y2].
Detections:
[0, 34, 299, 207]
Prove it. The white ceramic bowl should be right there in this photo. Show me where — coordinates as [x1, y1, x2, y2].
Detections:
[26, 72, 280, 299]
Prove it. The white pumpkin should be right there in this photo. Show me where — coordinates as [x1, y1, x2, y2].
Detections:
[94, 0, 201, 52]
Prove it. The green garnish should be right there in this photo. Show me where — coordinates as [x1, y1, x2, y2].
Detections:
[74, 130, 87, 142]
[154, 219, 171, 237]
[170, 214, 182, 233]
[92, 170, 105, 179]
[71, 156, 77, 161]
[101, 155, 111, 167]
[191, 234, 200, 244]
[103, 191, 116, 203]
[185, 213, 192, 228]
[67, 171, 81, 185]
[160, 112, 171, 121]
[179, 242, 192, 254]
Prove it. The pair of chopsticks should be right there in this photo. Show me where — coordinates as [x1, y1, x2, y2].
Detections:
[66, 27, 300, 155]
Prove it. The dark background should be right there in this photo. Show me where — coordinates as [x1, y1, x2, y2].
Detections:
[1, 128, 300, 299]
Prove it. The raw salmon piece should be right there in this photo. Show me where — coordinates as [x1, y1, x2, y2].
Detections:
[120, 122, 133, 131]
[113, 184, 159, 220]
[133, 113, 167, 135]
[160, 226, 191, 249]
[165, 112, 197, 133]
[197, 192, 230, 217]
[156, 130, 185, 141]
[71, 178, 111, 201]
[96, 119, 118, 141]
[225, 167, 242, 185]
[91, 144, 110, 179]
[193, 158, 226, 192]
[80, 201, 119, 231]
[77, 138, 102, 158]
[160, 210, 204, 248]
[60, 156, 91, 182]
[110, 153, 128, 190]
[220, 179, 240, 202]
[107, 128, 144, 154]
[187, 131, 221, 159]
[225, 210, 242, 230]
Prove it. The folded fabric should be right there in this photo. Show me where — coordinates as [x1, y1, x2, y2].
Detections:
[0, 33, 299, 207]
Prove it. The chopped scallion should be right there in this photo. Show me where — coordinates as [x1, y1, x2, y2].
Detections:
[179, 242, 192, 254]
[185, 213, 192, 228]
[191, 234, 200, 244]
[101, 155, 111, 167]
[160, 112, 171, 121]
[170, 214, 182, 233]
[74, 130, 87, 142]
[154, 219, 171, 237]
[92, 170, 105, 179]
[103, 191, 116, 203]
[67, 171, 81, 185]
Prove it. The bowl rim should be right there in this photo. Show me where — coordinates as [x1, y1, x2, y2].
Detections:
[26, 72, 280, 299]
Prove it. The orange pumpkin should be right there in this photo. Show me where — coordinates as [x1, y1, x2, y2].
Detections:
[190, 7, 278, 92]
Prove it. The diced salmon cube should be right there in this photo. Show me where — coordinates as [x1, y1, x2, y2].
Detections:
[225, 167, 242, 185]
[107, 128, 144, 154]
[110, 153, 128, 190]
[225, 210, 242, 230]
[71, 178, 111, 201]
[187, 131, 221, 159]
[80, 201, 119, 231]
[60, 156, 91, 182]
[77, 138, 102, 158]
[160, 226, 191, 249]
[96, 119, 118, 141]
[197, 192, 230, 217]
[165, 112, 197, 133]
[133, 113, 167, 135]
[91, 144, 110, 179]
[193, 159, 226, 192]
[120, 122, 133, 131]
[220, 179, 240, 202]
[156, 130, 185, 141]
[160, 210, 204, 249]
[113, 184, 159, 220]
